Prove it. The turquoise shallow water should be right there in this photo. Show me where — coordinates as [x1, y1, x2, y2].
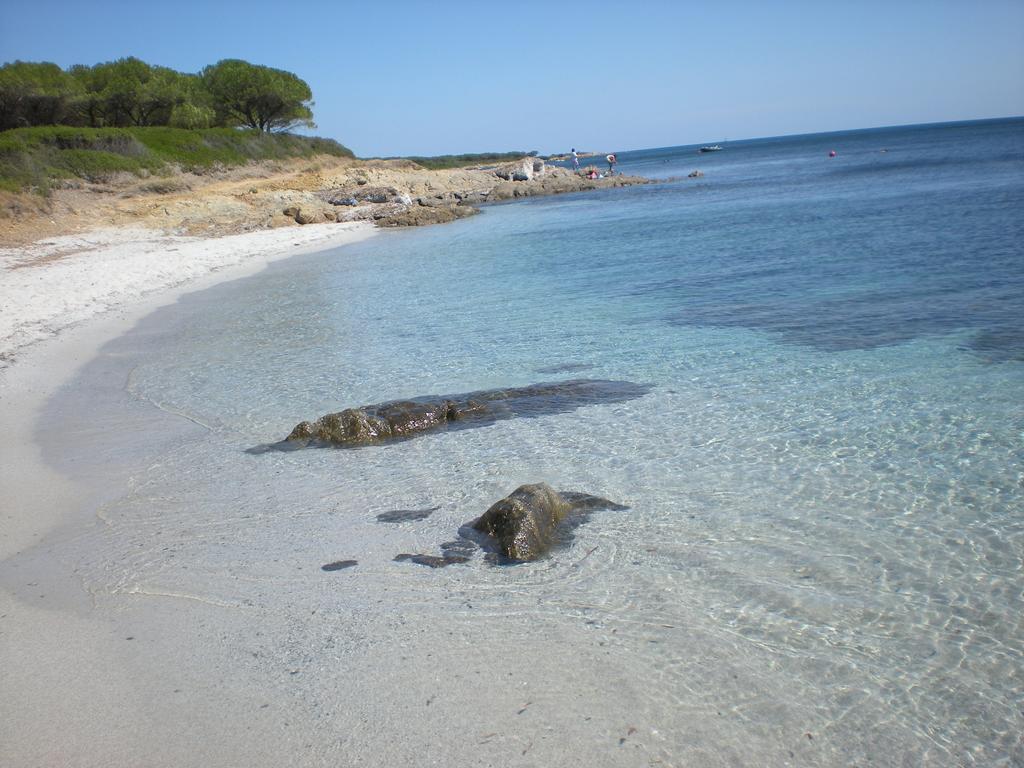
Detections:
[35, 119, 1024, 765]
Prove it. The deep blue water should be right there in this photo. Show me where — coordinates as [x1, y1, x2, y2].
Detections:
[43, 118, 1024, 766]
[554, 117, 1024, 355]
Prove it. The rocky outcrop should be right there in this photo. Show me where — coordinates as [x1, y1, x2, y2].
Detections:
[282, 205, 331, 225]
[374, 204, 478, 227]
[494, 157, 545, 181]
[3, 149, 659, 244]
[471, 483, 628, 561]
[294, 162, 650, 229]
[486, 168, 648, 202]
[320, 186, 410, 206]
[391, 483, 629, 566]
[263, 378, 651, 451]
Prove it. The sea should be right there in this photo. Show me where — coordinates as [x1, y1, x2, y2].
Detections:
[29, 118, 1024, 765]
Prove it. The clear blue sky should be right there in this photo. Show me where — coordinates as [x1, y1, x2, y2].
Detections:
[2, 0, 1022, 156]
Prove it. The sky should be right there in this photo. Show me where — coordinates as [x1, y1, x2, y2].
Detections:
[1, 0, 1022, 157]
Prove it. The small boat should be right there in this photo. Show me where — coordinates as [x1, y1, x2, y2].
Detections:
[698, 145, 722, 153]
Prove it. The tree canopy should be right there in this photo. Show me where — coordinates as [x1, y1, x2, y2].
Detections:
[0, 57, 315, 133]
[201, 60, 314, 133]
[0, 61, 77, 130]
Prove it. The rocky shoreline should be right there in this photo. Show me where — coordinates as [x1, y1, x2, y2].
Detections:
[1, 154, 651, 246]
[277, 157, 650, 229]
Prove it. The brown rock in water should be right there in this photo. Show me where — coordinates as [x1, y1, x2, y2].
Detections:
[470, 484, 629, 562]
[472, 483, 573, 561]
[276, 379, 651, 450]
[286, 397, 487, 444]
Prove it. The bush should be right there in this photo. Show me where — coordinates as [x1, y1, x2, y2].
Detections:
[394, 151, 538, 170]
[136, 178, 191, 194]
[52, 148, 153, 181]
[0, 125, 355, 193]
[169, 103, 214, 129]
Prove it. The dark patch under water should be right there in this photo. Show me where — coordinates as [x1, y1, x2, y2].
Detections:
[393, 553, 469, 569]
[966, 328, 1024, 363]
[532, 362, 595, 374]
[607, 121, 1024, 355]
[668, 288, 1024, 353]
[321, 560, 358, 572]
[376, 506, 440, 523]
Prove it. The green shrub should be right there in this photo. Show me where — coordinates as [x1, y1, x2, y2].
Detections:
[52, 149, 149, 181]
[0, 125, 354, 193]
[136, 178, 191, 194]
[394, 151, 538, 170]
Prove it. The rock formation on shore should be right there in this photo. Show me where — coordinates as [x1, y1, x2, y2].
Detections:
[0, 150, 655, 246]
[2, 150, 653, 246]
[288, 159, 649, 229]
[270, 378, 651, 450]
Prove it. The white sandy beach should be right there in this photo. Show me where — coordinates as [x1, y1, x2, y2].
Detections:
[0, 222, 377, 370]
[0, 222, 377, 766]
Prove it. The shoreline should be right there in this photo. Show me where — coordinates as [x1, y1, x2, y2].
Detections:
[0, 153, 650, 558]
[0, 220, 377, 369]
[0, 221, 377, 765]
[0, 220, 376, 561]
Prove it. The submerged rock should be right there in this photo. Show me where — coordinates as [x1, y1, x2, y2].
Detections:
[390, 484, 628, 567]
[321, 559, 358, 571]
[393, 553, 469, 569]
[471, 483, 627, 561]
[376, 506, 440, 523]
[533, 362, 595, 374]
[271, 378, 651, 450]
[472, 483, 571, 561]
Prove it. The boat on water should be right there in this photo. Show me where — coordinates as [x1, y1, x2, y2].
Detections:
[698, 145, 722, 153]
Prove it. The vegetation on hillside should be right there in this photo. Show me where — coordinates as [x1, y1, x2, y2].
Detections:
[0, 58, 315, 133]
[0, 126, 353, 193]
[395, 151, 538, 170]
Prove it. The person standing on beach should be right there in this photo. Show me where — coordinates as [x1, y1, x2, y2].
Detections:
[572, 148, 579, 170]
[606, 153, 617, 174]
